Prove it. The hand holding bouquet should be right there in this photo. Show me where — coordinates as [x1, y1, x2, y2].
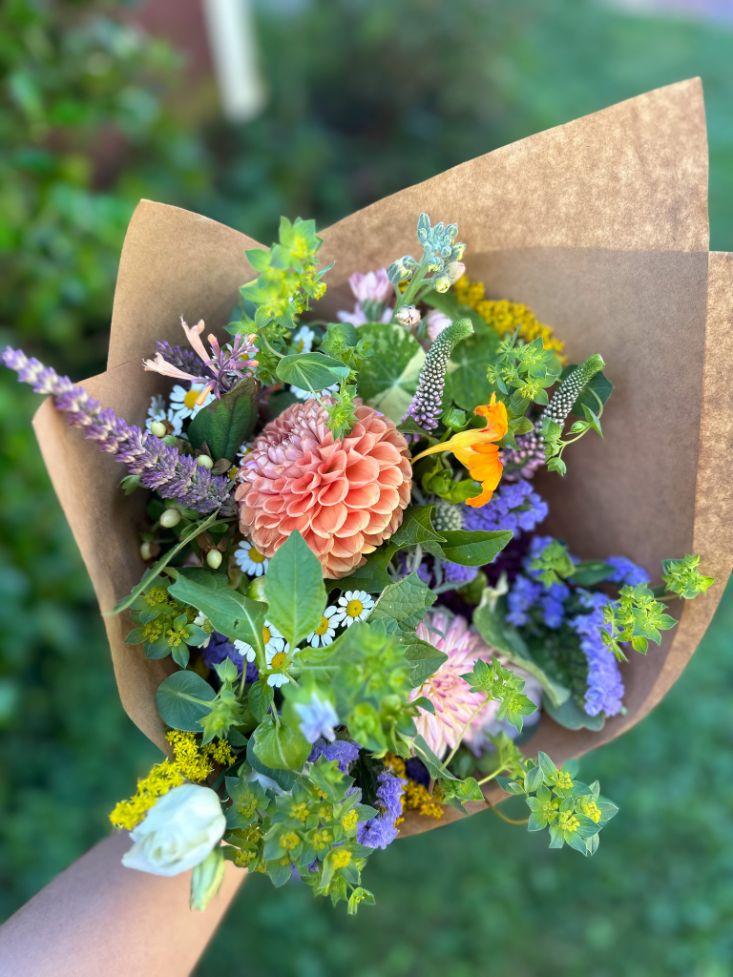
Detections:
[6, 80, 730, 915]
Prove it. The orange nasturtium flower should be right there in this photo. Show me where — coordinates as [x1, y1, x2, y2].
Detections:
[412, 395, 509, 508]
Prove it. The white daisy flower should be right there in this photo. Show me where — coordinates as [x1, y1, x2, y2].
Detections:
[193, 612, 212, 648]
[290, 382, 339, 401]
[292, 325, 316, 353]
[307, 605, 340, 647]
[233, 621, 284, 663]
[334, 590, 374, 627]
[234, 539, 269, 576]
[169, 383, 214, 422]
[145, 394, 184, 437]
[265, 639, 297, 688]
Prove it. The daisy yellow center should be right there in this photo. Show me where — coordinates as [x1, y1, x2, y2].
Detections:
[262, 626, 271, 644]
[249, 547, 266, 564]
[270, 651, 288, 671]
[315, 615, 330, 636]
[346, 599, 364, 618]
[183, 389, 201, 410]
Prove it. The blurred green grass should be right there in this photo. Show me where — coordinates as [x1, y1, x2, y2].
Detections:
[0, 1, 731, 973]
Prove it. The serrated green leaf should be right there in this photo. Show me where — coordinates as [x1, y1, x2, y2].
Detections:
[390, 506, 446, 548]
[263, 531, 326, 647]
[371, 573, 436, 634]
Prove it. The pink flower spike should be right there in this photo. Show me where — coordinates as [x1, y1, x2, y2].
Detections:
[142, 352, 199, 384]
[348, 268, 392, 304]
[181, 318, 212, 367]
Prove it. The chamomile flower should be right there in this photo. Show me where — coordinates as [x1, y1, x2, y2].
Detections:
[290, 382, 339, 401]
[292, 325, 316, 353]
[233, 622, 284, 663]
[234, 539, 269, 576]
[169, 383, 214, 422]
[307, 605, 340, 647]
[265, 639, 297, 688]
[334, 590, 374, 627]
[145, 394, 184, 437]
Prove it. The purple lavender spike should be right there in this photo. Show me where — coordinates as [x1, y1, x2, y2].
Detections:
[3, 347, 231, 513]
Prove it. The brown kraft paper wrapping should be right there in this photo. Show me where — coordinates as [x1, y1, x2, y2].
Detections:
[31, 78, 733, 837]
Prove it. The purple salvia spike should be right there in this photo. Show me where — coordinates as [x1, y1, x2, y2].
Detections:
[2, 347, 231, 514]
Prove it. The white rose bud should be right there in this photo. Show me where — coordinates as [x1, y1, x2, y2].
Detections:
[395, 305, 421, 328]
[121, 784, 226, 877]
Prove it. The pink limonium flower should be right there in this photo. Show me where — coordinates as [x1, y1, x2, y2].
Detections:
[143, 318, 258, 402]
[236, 398, 411, 578]
[411, 610, 541, 758]
[337, 268, 393, 327]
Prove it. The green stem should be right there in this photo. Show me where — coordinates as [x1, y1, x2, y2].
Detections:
[477, 765, 504, 787]
[442, 698, 490, 769]
[489, 804, 529, 827]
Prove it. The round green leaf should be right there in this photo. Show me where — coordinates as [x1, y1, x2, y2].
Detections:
[156, 671, 216, 732]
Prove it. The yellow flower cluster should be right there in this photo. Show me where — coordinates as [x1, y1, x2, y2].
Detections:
[452, 275, 566, 361]
[108, 732, 234, 831]
[578, 796, 602, 824]
[386, 756, 444, 822]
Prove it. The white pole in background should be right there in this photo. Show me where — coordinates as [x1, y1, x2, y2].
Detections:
[203, 0, 266, 122]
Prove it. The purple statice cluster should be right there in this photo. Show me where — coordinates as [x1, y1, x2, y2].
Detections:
[463, 479, 548, 536]
[506, 536, 571, 630]
[2, 348, 231, 513]
[202, 633, 258, 683]
[309, 738, 360, 774]
[357, 770, 406, 850]
[570, 591, 624, 717]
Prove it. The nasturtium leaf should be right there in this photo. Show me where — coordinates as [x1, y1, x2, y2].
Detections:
[353, 323, 425, 422]
[275, 352, 350, 391]
[371, 573, 436, 634]
[156, 671, 216, 732]
[263, 531, 326, 648]
[188, 377, 258, 460]
[252, 715, 311, 772]
[168, 570, 266, 656]
[390, 506, 446, 548]
[445, 331, 501, 411]
[431, 529, 512, 567]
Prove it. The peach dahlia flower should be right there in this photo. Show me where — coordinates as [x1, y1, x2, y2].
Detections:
[235, 399, 412, 579]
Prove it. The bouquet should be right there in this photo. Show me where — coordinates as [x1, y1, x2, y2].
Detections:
[7, 79, 731, 913]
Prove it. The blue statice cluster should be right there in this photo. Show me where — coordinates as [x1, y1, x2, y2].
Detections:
[357, 770, 406, 850]
[507, 536, 572, 630]
[570, 591, 624, 717]
[463, 479, 548, 536]
[202, 633, 258, 683]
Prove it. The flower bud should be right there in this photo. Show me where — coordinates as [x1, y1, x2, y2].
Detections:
[434, 275, 452, 293]
[160, 508, 181, 529]
[396, 305, 421, 328]
[196, 454, 214, 469]
[140, 540, 155, 561]
[447, 261, 466, 283]
[150, 420, 167, 438]
[206, 549, 223, 570]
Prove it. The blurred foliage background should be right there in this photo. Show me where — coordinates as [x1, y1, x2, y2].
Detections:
[1, 0, 732, 974]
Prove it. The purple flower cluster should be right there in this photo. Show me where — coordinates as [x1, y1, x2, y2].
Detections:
[506, 536, 573, 629]
[606, 556, 650, 587]
[570, 592, 624, 717]
[2, 347, 231, 513]
[202, 633, 258, 682]
[308, 738, 360, 773]
[463, 479, 547, 536]
[357, 770, 405, 850]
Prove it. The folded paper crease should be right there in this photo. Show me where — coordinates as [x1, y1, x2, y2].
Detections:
[32, 78, 732, 837]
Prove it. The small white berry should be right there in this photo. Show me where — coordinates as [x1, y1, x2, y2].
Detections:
[196, 454, 214, 469]
[206, 549, 223, 570]
[150, 420, 167, 438]
[160, 508, 181, 529]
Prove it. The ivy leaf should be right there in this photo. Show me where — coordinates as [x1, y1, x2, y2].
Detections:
[156, 671, 216, 732]
[371, 573, 436, 634]
[263, 531, 326, 648]
[188, 377, 258, 460]
[275, 352, 350, 391]
[252, 714, 311, 771]
[168, 570, 267, 657]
